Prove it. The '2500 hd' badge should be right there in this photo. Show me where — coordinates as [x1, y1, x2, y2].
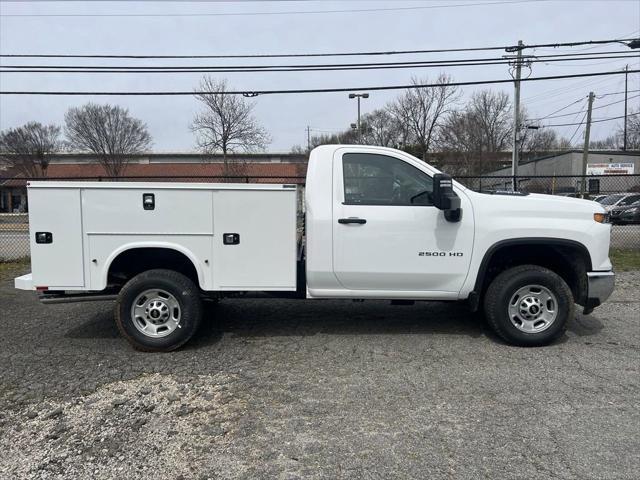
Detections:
[418, 251, 464, 257]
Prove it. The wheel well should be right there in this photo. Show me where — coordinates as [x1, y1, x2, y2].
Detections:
[108, 248, 199, 288]
[475, 241, 591, 305]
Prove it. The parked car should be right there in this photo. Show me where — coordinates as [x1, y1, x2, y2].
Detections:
[592, 195, 608, 203]
[599, 193, 640, 211]
[610, 200, 640, 225]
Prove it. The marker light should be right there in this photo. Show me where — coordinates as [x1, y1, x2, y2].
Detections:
[593, 213, 607, 223]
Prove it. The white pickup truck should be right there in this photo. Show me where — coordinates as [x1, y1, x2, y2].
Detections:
[15, 145, 615, 351]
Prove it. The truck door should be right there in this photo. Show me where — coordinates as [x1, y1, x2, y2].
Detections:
[332, 148, 474, 293]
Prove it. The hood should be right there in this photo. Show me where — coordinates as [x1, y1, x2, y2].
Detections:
[470, 191, 605, 218]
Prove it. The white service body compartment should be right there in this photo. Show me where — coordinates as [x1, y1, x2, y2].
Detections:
[28, 187, 85, 289]
[212, 189, 297, 290]
[26, 182, 298, 292]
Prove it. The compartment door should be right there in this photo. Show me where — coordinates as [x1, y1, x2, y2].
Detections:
[29, 188, 85, 288]
[213, 189, 297, 290]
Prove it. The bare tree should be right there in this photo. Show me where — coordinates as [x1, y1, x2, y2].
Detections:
[360, 109, 404, 147]
[0, 122, 62, 177]
[390, 74, 459, 161]
[467, 90, 512, 152]
[191, 77, 270, 180]
[65, 103, 152, 177]
[520, 128, 559, 157]
[557, 136, 572, 150]
[618, 109, 640, 150]
[438, 90, 513, 174]
[590, 135, 620, 150]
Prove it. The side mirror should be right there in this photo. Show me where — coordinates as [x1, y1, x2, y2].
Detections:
[433, 173, 462, 222]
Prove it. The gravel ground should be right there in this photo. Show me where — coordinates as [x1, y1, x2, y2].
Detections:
[0, 266, 639, 479]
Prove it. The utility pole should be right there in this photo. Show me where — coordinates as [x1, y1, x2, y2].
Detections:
[306, 125, 311, 152]
[581, 91, 595, 199]
[623, 64, 628, 151]
[510, 40, 523, 191]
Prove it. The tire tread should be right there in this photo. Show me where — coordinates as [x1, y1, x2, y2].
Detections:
[484, 264, 574, 346]
[115, 269, 202, 352]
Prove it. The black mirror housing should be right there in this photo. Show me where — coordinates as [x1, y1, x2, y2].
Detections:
[433, 173, 462, 222]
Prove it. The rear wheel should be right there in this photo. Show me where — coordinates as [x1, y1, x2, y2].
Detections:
[115, 269, 202, 352]
[484, 265, 574, 346]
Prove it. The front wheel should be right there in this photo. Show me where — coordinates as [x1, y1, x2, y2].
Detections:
[484, 265, 574, 347]
[115, 269, 203, 352]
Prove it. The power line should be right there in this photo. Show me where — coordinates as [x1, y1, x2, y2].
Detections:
[544, 111, 639, 128]
[528, 93, 640, 121]
[522, 73, 628, 104]
[0, 0, 556, 17]
[1, 39, 637, 59]
[597, 88, 640, 98]
[566, 110, 589, 146]
[3, 54, 638, 74]
[528, 97, 585, 121]
[2, 53, 637, 74]
[2, 69, 638, 96]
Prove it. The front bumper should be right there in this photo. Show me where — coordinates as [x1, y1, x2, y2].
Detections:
[583, 271, 615, 314]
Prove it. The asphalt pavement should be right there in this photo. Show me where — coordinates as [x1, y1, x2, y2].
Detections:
[0, 264, 638, 479]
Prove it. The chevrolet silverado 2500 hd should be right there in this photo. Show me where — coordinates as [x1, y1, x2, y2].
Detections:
[14, 145, 615, 351]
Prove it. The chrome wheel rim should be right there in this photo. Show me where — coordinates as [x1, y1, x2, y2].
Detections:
[131, 289, 181, 338]
[508, 284, 558, 334]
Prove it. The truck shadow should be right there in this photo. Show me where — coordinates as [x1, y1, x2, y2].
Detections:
[190, 299, 490, 348]
[567, 313, 604, 337]
[64, 299, 602, 348]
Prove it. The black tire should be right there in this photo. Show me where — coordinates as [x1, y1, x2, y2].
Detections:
[483, 265, 574, 347]
[115, 269, 203, 352]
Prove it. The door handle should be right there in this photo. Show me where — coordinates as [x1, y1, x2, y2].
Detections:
[338, 217, 367, 225]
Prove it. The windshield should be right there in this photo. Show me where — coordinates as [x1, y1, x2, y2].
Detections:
[600, 194, 625, 205]
[618, 195, 640, 206]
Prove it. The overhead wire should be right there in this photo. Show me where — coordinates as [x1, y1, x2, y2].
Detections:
[2, 69, 638, 95]
[528, 94, 640, 121]
[543, 111, 639, 128]
[566, 110, 588, 146]
[1, 53, 638, 74]
[1, 38, 637, 59]
[522, 73, 627, 105]
[0, 1, 571, 18]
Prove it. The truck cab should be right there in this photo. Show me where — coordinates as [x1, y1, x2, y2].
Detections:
[305, 145, 473, 299]
[15, 145, 615, 351]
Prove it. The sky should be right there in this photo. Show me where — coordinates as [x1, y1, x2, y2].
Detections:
[0, 0, 639, 153]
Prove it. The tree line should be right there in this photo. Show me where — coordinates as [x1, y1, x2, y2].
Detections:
[294, 74, 639, 175]
[1, 74, 637, 178]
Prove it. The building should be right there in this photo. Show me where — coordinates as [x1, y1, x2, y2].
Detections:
[480, 150, 640, 194]
[0, 152, 308, 213]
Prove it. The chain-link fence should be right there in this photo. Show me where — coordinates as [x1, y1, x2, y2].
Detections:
[456, 174, 640, 250]
[1, 173, 639, 261]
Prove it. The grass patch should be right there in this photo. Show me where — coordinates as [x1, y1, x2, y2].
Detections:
[610, 249, 640, 272]
[0, 258, 31, 281]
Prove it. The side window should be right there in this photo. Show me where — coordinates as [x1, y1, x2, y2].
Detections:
[620, 195, 640, 206]
[342, 153, 434, 206]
